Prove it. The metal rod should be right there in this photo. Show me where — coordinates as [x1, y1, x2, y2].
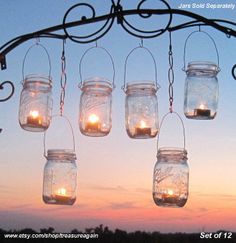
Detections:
[0, 7, 236, 66]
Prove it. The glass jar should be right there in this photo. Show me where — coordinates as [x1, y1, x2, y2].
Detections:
[79, 77, 113, 137]
[19, 75, 53, 132]
[125, 81, 159, 139]
[184, 62, 219, 120]
[43, 149, 77, 205]
[153, 148, 189, 208]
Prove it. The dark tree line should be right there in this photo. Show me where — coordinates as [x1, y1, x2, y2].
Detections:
[0, 225, 235, 243]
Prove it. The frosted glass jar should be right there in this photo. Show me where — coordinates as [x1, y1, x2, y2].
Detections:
[43, 149, 77, 205]
[153, 148, 189, 208]
[19, 75, 52, 132]
[125, 81, 159, 139]
[184, 62, 219, 120]
[79, 77, 113, 137]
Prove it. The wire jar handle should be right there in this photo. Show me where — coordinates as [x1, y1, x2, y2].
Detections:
[123, 44, 158, 92]
[22, 43, 52, 84]
[43, 115, 76, 158]
[183, 30, 220, 71]
[157, 111, 186, 152]
[79, 44, 116, 89]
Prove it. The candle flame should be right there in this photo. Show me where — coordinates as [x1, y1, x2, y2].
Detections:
[57, 188, 66, 196]
[88, 114, 99, 123]
[199, 104, 206, 110]
[29, 110, 39, 119]
[140, 120, 147, 128]
[167, 189, 174, 196]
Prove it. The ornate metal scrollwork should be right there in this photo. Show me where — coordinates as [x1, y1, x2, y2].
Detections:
[62, 3, 116, 44]
[120, 0, 172, 38]
[0, 0, 235, 80]
[0, 81, 15, 102]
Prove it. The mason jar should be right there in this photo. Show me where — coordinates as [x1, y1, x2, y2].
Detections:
[79, 77, 113, 137]
[153, 148, 189, 208]
[43, 149, 77, 205]
[19, 74, 53, 132]
[184, 61, 219, 120]
[125, 81, 159, 139]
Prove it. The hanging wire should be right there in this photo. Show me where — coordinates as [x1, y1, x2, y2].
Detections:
[140, 38, 143, 47]
[22, 42, 52, 83]
[60, 39, 67, 116]
[168, 31, 174, 113]
[157, 111, 186, 151]
[79, 43, 116, 89]
[123, 39, 158, 91]
[43, 115, 76, 158]
[35, 36, 40, 45]
[182, 28, 220, 71]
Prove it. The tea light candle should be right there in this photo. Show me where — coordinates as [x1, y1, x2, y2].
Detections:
[85, 114, 101, 131]
[135, 120, 151, 136]
[194, 104, 211, 117]
[162, 189, 178, 203]
[54, 188, 71, 203]
[27, 110, 42, 126]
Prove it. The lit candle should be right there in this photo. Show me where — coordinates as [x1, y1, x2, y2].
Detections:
[194, 104, 211, 117]
[27, 110, 42, 126]
[162, 189, 178, 203]
[85, 114, 101, 132]
[54, 187, 71, 203]
[135, 120, 151, 136]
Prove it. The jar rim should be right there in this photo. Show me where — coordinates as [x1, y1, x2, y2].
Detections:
[186, 61, 220, 73]
[126, 81, 160, 92]
[81, 77, 113, 90]
[47, 149, 76, 159]
[23, 74, 52, 86]
[157, 147, 187, 155]
[23, 80, 52, 87]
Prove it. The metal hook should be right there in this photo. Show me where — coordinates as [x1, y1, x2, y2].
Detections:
[226, 30, 231, 38]
[61, 39, 66, 60]
[35, 37, 40, 45]
[140, 38, 144, 47]
[198, 25, 201, 32]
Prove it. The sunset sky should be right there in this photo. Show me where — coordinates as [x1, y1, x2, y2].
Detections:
[0, 0, 236, 233]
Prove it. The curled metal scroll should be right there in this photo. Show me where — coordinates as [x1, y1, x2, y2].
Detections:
[0, 81, 15, 102]
[120, 0, 172, 38]
[232, 64, 236, 80]
[62, 3, 116, 43]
